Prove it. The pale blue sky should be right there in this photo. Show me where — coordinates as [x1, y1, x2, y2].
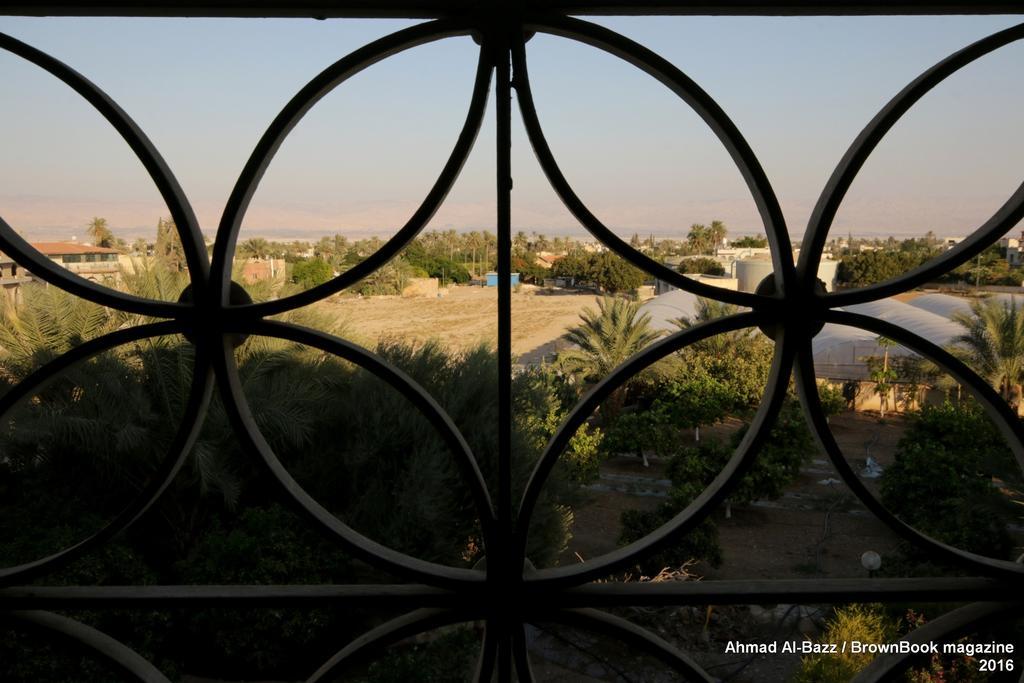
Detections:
[1, 15, 1022, 243]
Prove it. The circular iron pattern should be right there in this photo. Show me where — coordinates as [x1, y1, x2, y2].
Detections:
[0, 13, 1022, 681]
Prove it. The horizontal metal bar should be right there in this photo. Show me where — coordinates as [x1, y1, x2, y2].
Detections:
[0, 584, 466, 609]
[1, 1, 1022, 17]
[556, 577, 1023, 606]
[2, 578, 1019, 609]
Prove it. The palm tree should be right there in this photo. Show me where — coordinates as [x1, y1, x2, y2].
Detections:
[86, 216, 116, 248]
[871, 336, 897, 418]
[239, 237, 271, 260]
[951, 297, 1024, 408]
[672, 297, 754, 356]
[513, 230, 529, 253]
[559, 296, 662, 419]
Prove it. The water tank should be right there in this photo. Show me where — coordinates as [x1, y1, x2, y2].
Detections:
[731, 258, 839, 293]
[817, 259, 839, 292]
[733, 259, 774, 293]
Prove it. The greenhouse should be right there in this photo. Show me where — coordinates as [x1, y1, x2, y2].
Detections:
[640, 290, 1004, 380]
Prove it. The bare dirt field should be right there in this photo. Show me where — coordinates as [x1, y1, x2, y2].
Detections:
[317, 286, 600, 361]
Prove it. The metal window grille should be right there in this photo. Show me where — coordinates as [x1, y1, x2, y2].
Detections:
[1, 3, 1023, 681]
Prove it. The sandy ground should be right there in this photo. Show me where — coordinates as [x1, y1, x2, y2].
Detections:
[317, 286, 601, 361]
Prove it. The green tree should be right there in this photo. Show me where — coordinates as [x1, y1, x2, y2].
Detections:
[559, 296, 662, 386]
[588, 252, 645, 293]
[550, 251, 592, 284]
[618, 398, 816, 570]
[678, 257, 725, 276]
[951, 297, 1024, 407]
[836, 250, 928, 287]
[154, 216, 187, 272]
[601, 376, 734, 466]
[684, 220, 727, 255]
[731, 235, 768, 248]
[238, 237, 271, 260]
[85, 216, 116, 249]
[880, 402, 1018, 561]
[550, 252, 645, 293]
[869, 336, 897, 418]
[404, 239, 471, 284]
[291, 258, 333, 289]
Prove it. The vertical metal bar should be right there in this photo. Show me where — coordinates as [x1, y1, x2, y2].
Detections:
[496, 620, 513, 683]
[495, 30, 513, 560]
[494, 25, 515, 683]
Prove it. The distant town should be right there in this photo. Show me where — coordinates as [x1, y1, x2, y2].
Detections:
[4, 216, 1022, 300]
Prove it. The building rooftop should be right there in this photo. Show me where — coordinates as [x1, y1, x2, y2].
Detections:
[29, 241, 121, 255]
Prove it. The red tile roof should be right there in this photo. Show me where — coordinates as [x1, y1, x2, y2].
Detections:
[29, 242, 121, 255]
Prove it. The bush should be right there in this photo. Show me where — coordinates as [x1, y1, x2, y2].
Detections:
[291, 257, 333, 288]
[620, 500, 722, 573]
[551, 251, 646, 293]
[796, 605, 990, 683]
[837, 251, 930, 287]
[817, 381, 847, 417]
[617, 399, 815, 571]
[880, 402, 1017, 560]
[678, 257, 725, 276]
[794, 604, 897, 683]
[173, 505, 354, 678]
[351, 627, 480, 683]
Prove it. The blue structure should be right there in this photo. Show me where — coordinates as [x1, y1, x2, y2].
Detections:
[485, 272, 520, 287]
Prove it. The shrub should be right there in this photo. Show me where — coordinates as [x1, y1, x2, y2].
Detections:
[173, 505, 354, 678]
[678, 257, 725, 276]
[794, 604, 897, 683]
[291, 257, 333, 288]
[880, 402, 1017, 560]
[617, 399, 815, 571]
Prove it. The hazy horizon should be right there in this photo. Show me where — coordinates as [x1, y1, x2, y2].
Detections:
[7, 218, 991, 247]
[3, 15, 1022, 244]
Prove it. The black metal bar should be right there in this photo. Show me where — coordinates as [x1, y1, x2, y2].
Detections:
[3, 1, 1024, 18]
[512, 621, 536, 683]
[494, 25, 514, 575]
[798, 21, 1024, 296]
[3, 611, 172, 683]
[306, 608, 469, 682]
[0, 330, 214, 587]
[2, 578, 1018, 608]
[519, 13, 796, 302]
[511, 30, 770, 310]
[207, 322, 490, 589]
[0, 31, 205, 317]
[556, 579, 1024, 607]
[2, 9, 1023, 682]
[233, 29, 492, 320]
[473, 621, 499, 683]
[852, 602, 1023, 683]
[235, 318, 498, 546]
[535, 608, 715, 682]
[208, 18, 474, 309]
